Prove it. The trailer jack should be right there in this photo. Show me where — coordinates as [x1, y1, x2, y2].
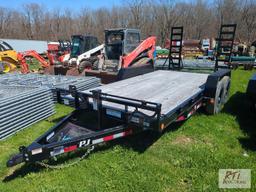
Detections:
[7, 153, 24, 167]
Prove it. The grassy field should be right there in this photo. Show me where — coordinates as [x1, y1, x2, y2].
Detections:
[0, 69, 256, 192]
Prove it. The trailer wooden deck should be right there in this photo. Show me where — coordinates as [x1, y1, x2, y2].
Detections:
[84, 70, 209, 115]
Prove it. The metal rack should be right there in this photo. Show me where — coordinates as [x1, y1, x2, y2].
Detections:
[0, 86, 54, 140]
[168, 26, 183, 70]
[0, 74, 101, 102]
[215, 24, 237, 71]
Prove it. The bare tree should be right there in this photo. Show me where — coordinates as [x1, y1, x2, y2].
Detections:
[126, 0, 144, 28]
[21, 4, 34, 39]
[240, 0, 256, 43]
[152, 0, 180, 46]
[0, 1, 254, 45]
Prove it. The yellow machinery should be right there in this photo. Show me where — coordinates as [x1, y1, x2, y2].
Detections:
[0, 41, 18, 73]
[0, 61, 17, 73]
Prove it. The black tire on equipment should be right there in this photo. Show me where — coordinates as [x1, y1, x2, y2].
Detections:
[78, 60, 92, 73]
[92, 59, 99, 70]
[205, 76, 228, 115]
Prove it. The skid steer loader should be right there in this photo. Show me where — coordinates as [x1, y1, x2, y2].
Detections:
[48, 35, 102, 76]
[53, 29, 156, 84]
[82, 28, 156, 83]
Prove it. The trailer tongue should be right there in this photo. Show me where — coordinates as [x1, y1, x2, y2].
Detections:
[7, 69, 231, 167]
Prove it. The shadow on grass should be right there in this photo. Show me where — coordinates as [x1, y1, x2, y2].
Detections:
[115, 121, 185, 153]
[2, 147, 106, 182]
[3, 163, 43, 182]
[223, 92, 256, 151]
[2, 120, 185, 182]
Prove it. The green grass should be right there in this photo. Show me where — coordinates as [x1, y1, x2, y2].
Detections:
[0, 69, 256, 191]
[26, 58, 45, 71]
[15, 58, 46, 72]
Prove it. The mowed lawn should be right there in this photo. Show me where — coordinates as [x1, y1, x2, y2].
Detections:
[0, 69, 255, 192]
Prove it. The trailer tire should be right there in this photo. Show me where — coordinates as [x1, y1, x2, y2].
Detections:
[205, 77, 226, 115]
[221, 76, 231, 104]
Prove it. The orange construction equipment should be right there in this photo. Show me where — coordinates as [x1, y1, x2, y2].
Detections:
[17, 50, 50, 73]
[0, 40, 51, 74]
[122, 36, 156, 68]
[49, 29, 156, 83]
[83, 28, 156, 83]
[47, 40, 71, 65]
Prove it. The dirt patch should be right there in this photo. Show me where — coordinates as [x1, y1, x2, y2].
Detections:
[201, 137, 213, 147]
[171, 136, 194, 145]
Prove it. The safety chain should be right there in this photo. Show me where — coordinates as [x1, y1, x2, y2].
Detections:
[36, 145, 95, 169]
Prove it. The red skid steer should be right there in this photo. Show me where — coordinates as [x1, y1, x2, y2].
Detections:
[80, 28, 156, 83]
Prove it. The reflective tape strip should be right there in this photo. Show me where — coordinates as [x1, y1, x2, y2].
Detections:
[113, 132, 124, 139]
[177, 116, 186, 121]
[92, 129, 133, 145]
[188, 102, 202, 118]
[31, 148, 42, 155]
[92, 138, 104, 144]
[50, 146, 64, 156]
[103, 135, 114, 141]
[64, 145, 77, 153]
[46, 132, 55, 141]
[176, 102, 202, 121]
[196, 103, 202, 109]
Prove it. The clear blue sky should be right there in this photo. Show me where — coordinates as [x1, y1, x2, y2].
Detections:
[0, 0, 122, 11]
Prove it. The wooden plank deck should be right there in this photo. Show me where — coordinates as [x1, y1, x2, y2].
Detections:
[84, 70, 209, 115]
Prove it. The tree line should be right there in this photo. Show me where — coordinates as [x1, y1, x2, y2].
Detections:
[0, 0, 255, 46]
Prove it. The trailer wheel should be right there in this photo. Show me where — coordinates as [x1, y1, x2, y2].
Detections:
[205, 77, 226, 115]
[221, 76, 231, 104]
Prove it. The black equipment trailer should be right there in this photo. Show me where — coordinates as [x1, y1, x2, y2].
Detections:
[7, 69, 231, 167]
